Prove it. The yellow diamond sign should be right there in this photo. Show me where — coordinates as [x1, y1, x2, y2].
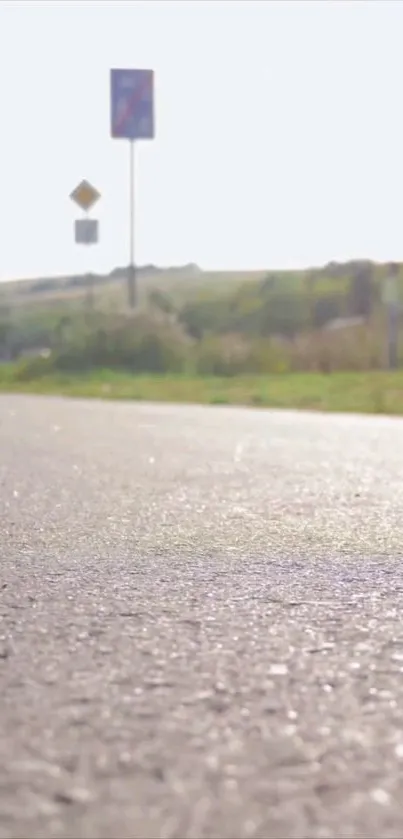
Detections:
[70, 180, 100, 212]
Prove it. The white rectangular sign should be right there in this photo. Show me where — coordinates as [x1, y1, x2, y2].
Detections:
[382, 275, 399, 307]
[75, 219, 99, 245]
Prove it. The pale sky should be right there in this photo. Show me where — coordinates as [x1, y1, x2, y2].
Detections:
[1, 0, 403, 282]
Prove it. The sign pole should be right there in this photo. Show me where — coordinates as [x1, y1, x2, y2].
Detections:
[387, 303, 399, 369]
[70, 180, 101, 310]
[110, 68, 155, 311]
[128, 140, 136, 309]
[382, 263, 400, 369]
[85, 208, 95, 315]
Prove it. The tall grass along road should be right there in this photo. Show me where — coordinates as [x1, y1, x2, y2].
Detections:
[1, 368, 403, 416]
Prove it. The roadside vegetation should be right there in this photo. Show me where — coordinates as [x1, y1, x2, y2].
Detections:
[1, 259, 402, 414]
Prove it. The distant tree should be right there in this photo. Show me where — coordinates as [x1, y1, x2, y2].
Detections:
[261, 274, 277, 292]
[313, 294, 344, 328]
[347, 265, 375, 318]
[148, 289, 175, 315]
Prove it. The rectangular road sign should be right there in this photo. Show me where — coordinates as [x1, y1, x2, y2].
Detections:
[75, 219, 99, 245]
[382, 275, 400, 307]
[110, 68, 154, 140]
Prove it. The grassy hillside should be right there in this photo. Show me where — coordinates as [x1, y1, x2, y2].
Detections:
[1, 259, 402, 316]
[0, 265, 270, 314]
[0, 261, 403, 311]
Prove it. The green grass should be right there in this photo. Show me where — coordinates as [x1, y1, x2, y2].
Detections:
[1, 367, 403, 415]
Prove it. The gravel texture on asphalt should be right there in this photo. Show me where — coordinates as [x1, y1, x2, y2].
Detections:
[2, 394, 403, 839]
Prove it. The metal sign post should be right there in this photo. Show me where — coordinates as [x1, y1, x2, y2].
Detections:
[129, 140, 135, 309]
[110, 68, 155, 309]
[70, 180, 101, 312]
[382, 264, 401, 369]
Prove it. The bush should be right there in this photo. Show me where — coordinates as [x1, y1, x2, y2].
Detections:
[288, 322, 383, 372]
[52, 311, 190, 375]
[194, 334, 291, 376]
[13, 353, 55, 381]
[195, 335, 250, 376]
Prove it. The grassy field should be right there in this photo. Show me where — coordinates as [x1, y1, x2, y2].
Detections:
[1, 368, 403, 416]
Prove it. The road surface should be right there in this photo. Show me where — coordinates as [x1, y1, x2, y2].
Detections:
[2, 394, 403, 839]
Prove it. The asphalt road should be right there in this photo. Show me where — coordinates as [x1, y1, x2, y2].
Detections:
[2, 394, 403, 839]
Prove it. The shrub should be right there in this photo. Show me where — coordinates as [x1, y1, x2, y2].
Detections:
[52, 311, 190, 375]
[194, 334, 291, 376]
